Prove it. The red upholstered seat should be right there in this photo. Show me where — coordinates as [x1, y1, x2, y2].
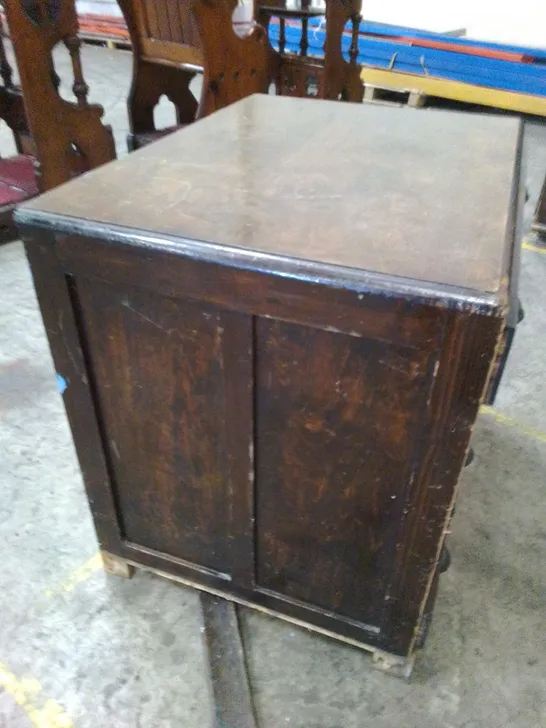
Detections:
[0, 181, 31, 206]
[0, 155, 38, 208]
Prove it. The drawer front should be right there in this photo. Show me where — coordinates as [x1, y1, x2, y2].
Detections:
[254, 318, 437, 631]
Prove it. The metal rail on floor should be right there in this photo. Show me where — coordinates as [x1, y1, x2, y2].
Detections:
[200, 593, 258, 728]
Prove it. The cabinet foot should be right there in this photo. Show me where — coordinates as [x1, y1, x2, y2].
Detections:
[101, 551, 134, 579]
[372, 650, 414, 679]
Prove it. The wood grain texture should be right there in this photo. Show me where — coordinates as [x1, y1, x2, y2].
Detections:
[386, 311, 504, 652]
[74, 279, 252, 577]
[255, 318, 437, 628]
[118, 0, 201, 150]
[18, 93, 520, 664]
[52, 232, 447, 344]
[20, 95, 520, 293]
[23, 234, 124, 554]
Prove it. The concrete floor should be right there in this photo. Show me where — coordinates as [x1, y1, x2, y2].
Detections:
[1, 43, 546, 728]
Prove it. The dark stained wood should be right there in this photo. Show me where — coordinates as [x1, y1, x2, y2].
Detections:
[255, 318, 438, 628]
[17, 96, 521, 670]
[485, 125, 524, 404]
[50, 232, 447, 346]
[387, 310, 503, 651]
[165, 0, 183, 43]
[154, 0, 170, 40]
[19, 96, 520, 294]
[118, 0, 202, 150]
[4, 0, 116, 192]
[23, 233, 124, 554]
[73, 278, 253, 577]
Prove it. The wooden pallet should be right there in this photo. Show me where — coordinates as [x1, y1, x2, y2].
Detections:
[79, 31, 131, 51]
[361, 66, 546, 117]
[101, 550, 415, 679]
[78, 13, 131, 50]
[363, 83, 426, 108]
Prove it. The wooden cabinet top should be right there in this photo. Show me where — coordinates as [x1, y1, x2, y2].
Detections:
[18, 95, 520, 300]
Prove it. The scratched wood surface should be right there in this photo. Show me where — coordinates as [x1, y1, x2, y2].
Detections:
[75, 278, 251, 573]
[255, 318, 435, 628]
[21, 95, 521, 293]
[18, 94, 520, 666]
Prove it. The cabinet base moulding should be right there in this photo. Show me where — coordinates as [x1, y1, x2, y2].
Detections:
[102, 552, 416, 679]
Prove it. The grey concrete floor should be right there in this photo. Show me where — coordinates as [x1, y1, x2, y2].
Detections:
[1, 43, 546, 728]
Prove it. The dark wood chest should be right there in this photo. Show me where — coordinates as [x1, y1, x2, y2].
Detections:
[17, 95, 522, 675]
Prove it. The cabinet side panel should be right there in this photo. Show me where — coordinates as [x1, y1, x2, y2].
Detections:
[254, 318, 434, 629]
[24, 238, 124, 554]
[75, 278, 248, 576]
[387, 311, 503, 653]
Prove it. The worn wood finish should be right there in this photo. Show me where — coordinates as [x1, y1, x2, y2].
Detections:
[17, 96, 521, 670]
[118, 0, 201, 150]
[0, 29, 36, 244]
[4, 0, 116, 192]
[76, 278, 252, 575]
[18, 96, 519, 294]
[255, 318, 437, 628]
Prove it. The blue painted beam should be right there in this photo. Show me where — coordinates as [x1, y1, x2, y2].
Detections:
[268, 21, 546, 97]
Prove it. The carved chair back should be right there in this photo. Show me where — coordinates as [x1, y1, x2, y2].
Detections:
[118, 0, 203, 149]
[4, 0, 116, 192]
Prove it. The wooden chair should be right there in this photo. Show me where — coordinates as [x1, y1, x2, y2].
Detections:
[192, 0, 279, 119]
[0, 29, 37, 243]
[117, 0, 203, 150]
[255, 0, 363, 101]
[4, 0, 116, 195]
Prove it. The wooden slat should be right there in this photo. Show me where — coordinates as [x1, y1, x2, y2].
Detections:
[140, 37, 203, 67]
[165, 0, 183, 43]
[360, 66, 546, 117]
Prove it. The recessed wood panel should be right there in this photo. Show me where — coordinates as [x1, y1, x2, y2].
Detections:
[75, 278, 251, 576]
[141, 0, 199, 46]
[255, 318, 435, 628]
